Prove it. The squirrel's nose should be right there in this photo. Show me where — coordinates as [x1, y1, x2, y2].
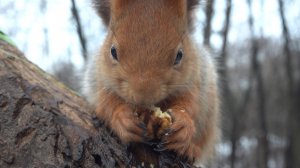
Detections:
[131, 78, 160, 105]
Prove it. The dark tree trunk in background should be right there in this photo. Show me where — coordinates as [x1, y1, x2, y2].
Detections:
[219, 0, 232, 110]
[252, 40, 269, 168]
[286, 86, 300, 168]
[219, 0, 231, 70]
[203, 0, 214, 47]
[43, 28, 49, 56]
[71, 0, 88, 62]
[278, 0, 300, 168]
[40, 1, 49, 57]
[247, 1, 269, 168]
[218, 1, 238, 168]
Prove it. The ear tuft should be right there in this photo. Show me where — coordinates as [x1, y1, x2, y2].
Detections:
[187, 0, 200, 32]
[93, 0, 111, 26]
[166, 0, 200, 32]
[165, 0, 187, 17]
[187, 0, 200, 11]
[93, 0, 135, 27]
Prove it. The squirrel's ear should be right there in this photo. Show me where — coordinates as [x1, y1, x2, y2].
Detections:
[165, 0, 187, 18]
[187, 0, 200, 32]
[165, 0, 200, 32]
[110, 0, 135, 22]
[93, 0, 134, 27]
[93, 0, 110, 26]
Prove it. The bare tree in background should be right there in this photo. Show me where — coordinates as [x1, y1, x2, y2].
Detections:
[40, 0, 49, 57]
[203, 0, 214, 47]
[278, 0, 300, 168]
[71, 0, 88, 61]
[52, 61, 80, 91]
[247, 0, 269, 168]
[217, 1, 240, 168]
[43, 28, 49, 56]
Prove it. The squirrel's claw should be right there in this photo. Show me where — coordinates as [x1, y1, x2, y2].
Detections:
[153, 142, 168, 152]
[138, 122, 147, 130]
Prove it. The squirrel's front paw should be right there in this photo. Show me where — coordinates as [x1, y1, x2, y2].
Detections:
[155, 109, 199, 161]
[110, 105, 146, 143]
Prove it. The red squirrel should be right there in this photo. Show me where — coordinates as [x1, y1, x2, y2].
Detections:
[83, 0, 220, 166]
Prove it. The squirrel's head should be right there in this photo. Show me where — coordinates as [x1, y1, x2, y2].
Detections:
[95, 0, 199, 106]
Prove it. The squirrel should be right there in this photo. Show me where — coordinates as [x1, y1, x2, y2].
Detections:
[83, 0, 220, 166]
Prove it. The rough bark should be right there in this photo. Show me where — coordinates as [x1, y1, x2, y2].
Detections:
[0, 42, 195, 168]
[0, 41, 128, 167]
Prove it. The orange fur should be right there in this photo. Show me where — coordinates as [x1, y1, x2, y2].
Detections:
[85, 0, 220, 166]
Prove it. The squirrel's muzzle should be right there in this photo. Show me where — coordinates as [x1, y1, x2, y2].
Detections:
[129, 78, 163, 106]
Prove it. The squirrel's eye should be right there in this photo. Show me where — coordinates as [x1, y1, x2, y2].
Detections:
[174, 49, 183, 65]
[111, 46, 118, 61]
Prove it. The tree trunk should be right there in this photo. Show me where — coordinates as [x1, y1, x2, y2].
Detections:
[278, 0, 300, 168]
[71, 0, 88, 62]
[0, 42, 195, 168]
[218, 1, 237, 168]
[0, 41, 127, 167]
[247, 1, 269, 167]
[203, 0, 214, 47]
[252, 39, 269, 168]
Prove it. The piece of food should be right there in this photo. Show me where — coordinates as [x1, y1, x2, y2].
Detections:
[136, 106, 173, 139]
[152, 107, 172, 131]
[147, 106, 172, 139]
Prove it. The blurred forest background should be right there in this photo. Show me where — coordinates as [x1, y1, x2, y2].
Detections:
[0, 0, 299, 168]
